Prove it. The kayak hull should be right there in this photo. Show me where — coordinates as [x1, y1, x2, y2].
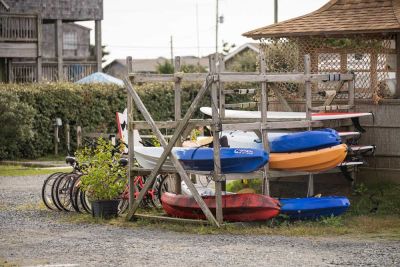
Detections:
[161, 192, 280, 222]
[269, 144, 348, 172]
[224, 129, 341, 153]
[279, 196, 350, 219]
[175, 148, 269, 173]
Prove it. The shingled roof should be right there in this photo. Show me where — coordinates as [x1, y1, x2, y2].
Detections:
[244, 0, 400, 39]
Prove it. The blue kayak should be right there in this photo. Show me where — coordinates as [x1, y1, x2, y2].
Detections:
[175, 148, 269, 173]
[279, 196, 350, 220]
[224, 128, 341, 153]
[270, 128, 341, 153]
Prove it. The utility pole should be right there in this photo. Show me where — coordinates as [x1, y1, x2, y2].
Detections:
[170, 35, 174, 65]
[274, 0, 278, 23]
[215, 0, 219, 54]
[196, 2, 200, 64]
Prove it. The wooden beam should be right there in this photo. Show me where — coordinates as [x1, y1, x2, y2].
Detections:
[36, 15, 42, 82]
[304, 54, 314, 197]
[95, 20, 102, 72]
[124, 77, 220, 227]
[131, 73, 207, 83]
[174, 56, 182, 194]
[56, 20, 63, 81]
[259, 49, 270, 196]
[210, 54, 223, 224]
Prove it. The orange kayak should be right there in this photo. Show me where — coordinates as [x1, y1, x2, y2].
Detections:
[270, 144, 348, 173]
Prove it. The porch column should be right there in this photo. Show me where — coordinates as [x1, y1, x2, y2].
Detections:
[95, 20, 102, 72]
[56, 19, 63, 81]
[36, 15, 42, 82]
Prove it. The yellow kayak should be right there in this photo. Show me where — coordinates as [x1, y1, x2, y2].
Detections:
[270, 144, 348, 172]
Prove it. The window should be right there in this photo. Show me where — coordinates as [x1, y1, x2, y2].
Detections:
[63, 32, 77, 50]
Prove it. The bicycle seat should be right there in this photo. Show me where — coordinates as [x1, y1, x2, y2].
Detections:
[119, 158, 128, 167]
[65, 156, 76, 165]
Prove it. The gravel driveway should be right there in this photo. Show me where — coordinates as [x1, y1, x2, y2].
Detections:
[1, 174, 399, 267]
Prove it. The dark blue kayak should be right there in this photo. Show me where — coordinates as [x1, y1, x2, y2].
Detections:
[279, 196, 350, 220]
[175, 148, 269, 173]
[270, 128, 341, 153]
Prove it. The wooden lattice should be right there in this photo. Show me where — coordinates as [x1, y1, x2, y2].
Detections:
[260, 36, 395, 101]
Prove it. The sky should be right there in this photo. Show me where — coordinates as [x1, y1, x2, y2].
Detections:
[78, 0, 330, 65]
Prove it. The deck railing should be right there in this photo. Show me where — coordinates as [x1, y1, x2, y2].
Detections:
[10, 62, 97, 83]
[0, 14, 38, 42]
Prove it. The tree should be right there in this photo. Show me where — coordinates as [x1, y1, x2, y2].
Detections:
[90, 45, 110, 63]
[226, 50, 257, 72]
[222, 41, 236, 56]
[156, 60, 174, 74]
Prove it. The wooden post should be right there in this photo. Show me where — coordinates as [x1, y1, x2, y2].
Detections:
[260, 50, 270, 196]
[304, 54, 314, 196]
[54, 125, 59, 155]
[65, 123, 70, 153]
[95, 20, 102, 72]
[174, 56, 182, 194]
[210, 54, 223, 224]
[124, 77, 220, 227]
[56, 19, 63, 81]
[217, 54, 226, 192]
[395, 34, 400, 98]
[126, 56, 136, 209]
[370, 52, 378, 97]
[36, 15, 42, 82]
[76, 126, 82, 148]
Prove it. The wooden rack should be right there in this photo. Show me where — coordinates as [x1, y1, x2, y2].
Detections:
[123, 53, 356, 227]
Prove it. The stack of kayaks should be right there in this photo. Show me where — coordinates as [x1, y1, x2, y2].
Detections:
[161, 192, 350, 222]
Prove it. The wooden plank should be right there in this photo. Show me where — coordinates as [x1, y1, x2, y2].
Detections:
[259, 50, 270, 196]
[124, 77, 220, 227]
[210, 54, 223, 224]
[174, 56, 182, 194]
[310, 104, 353, 112]
[304, 54, 314, 196]
[222, 120, 320, 131]
[223, 88, 257, 95]
[134, 213, 210, 225]
[131, 73, 207, 83]
[217, 73, 354, 83]
[0, 43, 37, 58]
[127, 91, 135, 210]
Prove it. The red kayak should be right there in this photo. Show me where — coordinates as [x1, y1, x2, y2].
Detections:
[161, 192, 280, 222]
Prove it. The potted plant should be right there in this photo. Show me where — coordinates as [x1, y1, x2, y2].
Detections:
[75, 138, 127, 219]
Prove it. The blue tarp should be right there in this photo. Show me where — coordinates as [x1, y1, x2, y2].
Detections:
[75, 72, 124, 87]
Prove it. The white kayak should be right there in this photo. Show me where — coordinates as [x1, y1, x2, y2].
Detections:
[200, 107, 372, 121]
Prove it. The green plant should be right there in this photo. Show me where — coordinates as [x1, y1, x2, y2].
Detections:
[156, 60, 174, 74]
[75, 138, 126, 201]
[319, 215, 344, 227]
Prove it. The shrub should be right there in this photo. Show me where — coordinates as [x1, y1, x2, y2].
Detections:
[0, 82, 253, 159]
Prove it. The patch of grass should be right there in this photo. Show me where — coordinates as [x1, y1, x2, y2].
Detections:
[60, 211, 400, 240]
[0, 165, 72, 176]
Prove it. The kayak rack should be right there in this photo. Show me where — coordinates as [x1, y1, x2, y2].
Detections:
[123, 53, 356, 227]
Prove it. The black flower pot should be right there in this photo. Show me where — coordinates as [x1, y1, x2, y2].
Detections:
[91, 199, 120, 219]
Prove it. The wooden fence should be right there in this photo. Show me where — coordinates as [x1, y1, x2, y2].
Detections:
[0, 14, 38, 42]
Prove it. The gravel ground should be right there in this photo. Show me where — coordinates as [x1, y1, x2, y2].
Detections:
[1, 174, 400, 267]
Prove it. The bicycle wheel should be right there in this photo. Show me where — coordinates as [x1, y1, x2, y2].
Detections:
[54, 173, 77, 212]
[151, 174, 168, 208]
[41, 172, 64, 210]
[80, 190, 92, 213]
[154, 174, 171, 207]
[70, 175, 84, 212]
[51, 172, 70, 211]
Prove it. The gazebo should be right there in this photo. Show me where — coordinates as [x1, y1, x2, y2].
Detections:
[243, 0, 400, 101]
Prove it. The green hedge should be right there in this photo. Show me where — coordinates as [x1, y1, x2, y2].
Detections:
[0, 82, 253, 159]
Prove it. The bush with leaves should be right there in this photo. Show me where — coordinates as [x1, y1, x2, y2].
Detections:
[0, 82, 254, 159]
[0, 92, 36, 159]
[75, 138, 126, 201]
